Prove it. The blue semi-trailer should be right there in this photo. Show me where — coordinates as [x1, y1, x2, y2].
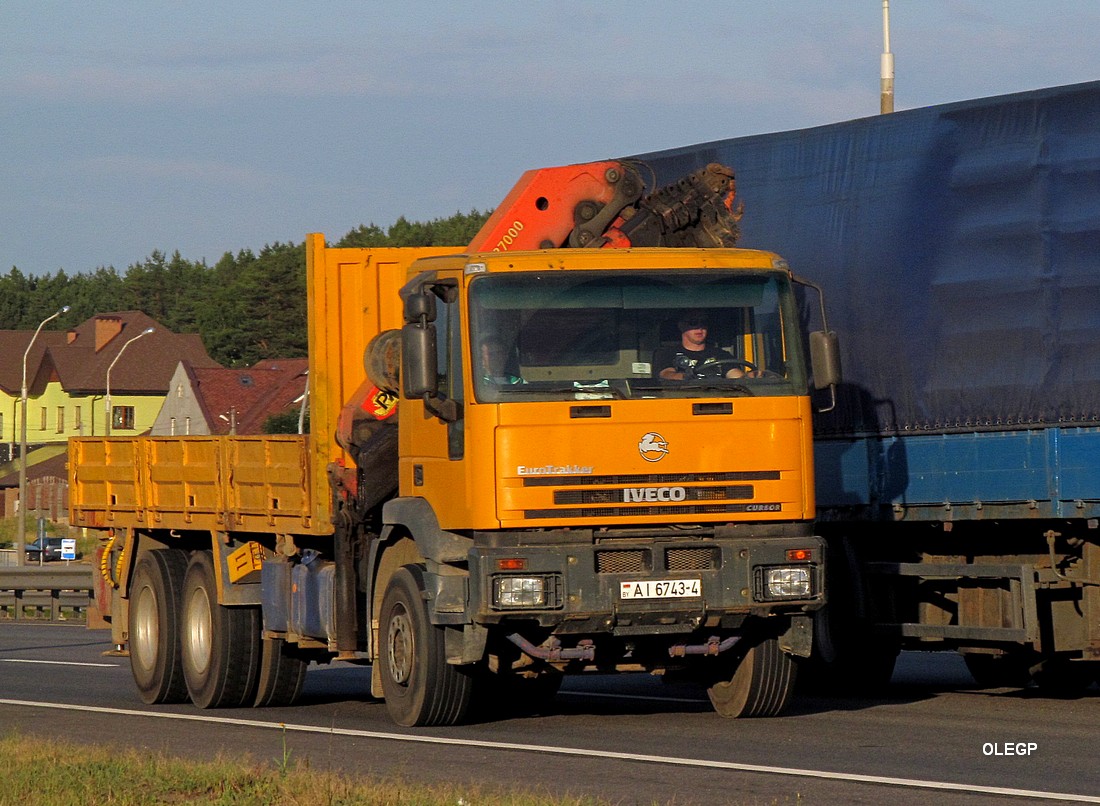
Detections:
[636, 80, 1100, 691]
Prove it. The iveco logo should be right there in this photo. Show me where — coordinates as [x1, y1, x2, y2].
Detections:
[638, 432, 669, 462]
[624, 486, 687, 503]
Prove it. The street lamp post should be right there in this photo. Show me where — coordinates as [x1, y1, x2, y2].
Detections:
[105, 327, 155, 436]
[17, 305, 70, 568]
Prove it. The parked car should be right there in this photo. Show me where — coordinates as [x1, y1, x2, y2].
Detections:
[24, 537, 77, 563]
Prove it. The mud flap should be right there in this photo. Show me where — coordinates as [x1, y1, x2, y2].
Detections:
[445, 623, 489, 665]
[779, 614, 813, 658]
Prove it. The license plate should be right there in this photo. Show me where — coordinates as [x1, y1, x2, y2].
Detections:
[620, 578, 702, 600]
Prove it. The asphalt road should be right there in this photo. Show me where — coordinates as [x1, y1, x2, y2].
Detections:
[1, 622, 1098, 805]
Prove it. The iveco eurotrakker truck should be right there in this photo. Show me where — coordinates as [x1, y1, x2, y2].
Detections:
[71, 160, 839, 725]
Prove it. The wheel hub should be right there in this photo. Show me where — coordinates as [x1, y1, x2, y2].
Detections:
[387, 605, 413, 685]
[185, 586, 213, 675]
[132, 585, 158, 672]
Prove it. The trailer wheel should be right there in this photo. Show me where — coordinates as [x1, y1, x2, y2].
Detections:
[707, 636, 797, 718]
[379, 565, 474, 726]
[253, 637, 308, 707]
[180, 551, 261, 708]
[129, 549, 190, 704]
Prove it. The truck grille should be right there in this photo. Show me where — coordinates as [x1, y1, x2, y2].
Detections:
[525, 502, 781, 519]
[553, 485, 753, 505]
[596, 549, 650, 573]
[519, 470, 783, 520]
[594, 546, 721, 574]
[666, 547, 720, 571]
[522, 471, 778, 487]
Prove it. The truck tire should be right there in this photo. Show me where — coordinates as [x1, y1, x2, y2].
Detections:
[253, 637, 308, 707]
[129, 548, 190, 704]
[707, 636, 797, 718]
[180, 550, 262, 708]
[379, 565, 474, 726]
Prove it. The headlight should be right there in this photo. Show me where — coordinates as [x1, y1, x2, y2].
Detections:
[754, 566, 814, 600]
[493, 576, 547, 608]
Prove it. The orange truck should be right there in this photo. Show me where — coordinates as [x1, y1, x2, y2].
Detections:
[70, 160, 840, 725]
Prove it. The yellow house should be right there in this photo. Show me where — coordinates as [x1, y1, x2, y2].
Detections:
[0, 311, 221, 462]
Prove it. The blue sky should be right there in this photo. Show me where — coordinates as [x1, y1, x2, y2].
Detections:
[3, 1, 1100, 276]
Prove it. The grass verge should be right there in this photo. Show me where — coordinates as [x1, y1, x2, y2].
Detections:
[0, 731, 610, 806]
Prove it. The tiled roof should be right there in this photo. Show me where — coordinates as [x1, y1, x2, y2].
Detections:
[189, 358, 308, 434]
[0, 330, 66, 395]
[0, 311, 220, 396]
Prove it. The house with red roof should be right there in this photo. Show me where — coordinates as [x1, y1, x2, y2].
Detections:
[151, 358, 308, 436]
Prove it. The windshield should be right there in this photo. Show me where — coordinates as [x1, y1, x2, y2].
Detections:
[469, 269, 806, 402]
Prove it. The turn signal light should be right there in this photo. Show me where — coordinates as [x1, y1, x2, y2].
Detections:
[786, 548, 812, 562]
[497, 557, 527, 571]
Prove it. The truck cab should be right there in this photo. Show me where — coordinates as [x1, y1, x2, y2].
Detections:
[338, 244, 830, 724]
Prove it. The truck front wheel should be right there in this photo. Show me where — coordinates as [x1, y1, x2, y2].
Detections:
[707, 636, 798, 718]
[129, 548, 190, 704]
[180, 550, 261, 708]
[379, 565, 474, 726]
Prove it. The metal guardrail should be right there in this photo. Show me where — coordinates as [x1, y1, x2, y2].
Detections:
[0, 565, 94, 622]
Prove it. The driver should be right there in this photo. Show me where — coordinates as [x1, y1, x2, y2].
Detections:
[479, 336, 524, 385]
[655, 311, 747, 381]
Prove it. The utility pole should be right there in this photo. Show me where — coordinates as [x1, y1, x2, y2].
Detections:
[881, 0, 895, 114]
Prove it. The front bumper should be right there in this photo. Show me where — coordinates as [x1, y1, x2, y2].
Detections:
[467, 530, 824, 636]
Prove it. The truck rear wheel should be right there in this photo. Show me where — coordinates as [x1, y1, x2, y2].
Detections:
[180, 550, 261, 708]
[253, 637, 308, 707]
[129, 548, 190, 704]
[379, 565, 474, 726]
[707, 636, 797, 718]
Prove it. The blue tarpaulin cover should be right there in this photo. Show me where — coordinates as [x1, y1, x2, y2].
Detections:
[633, 81, 1100, 438]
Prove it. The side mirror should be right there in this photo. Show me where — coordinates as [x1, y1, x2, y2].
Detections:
[404, 289, 436, 323]
[399, 280, 459, 422]
[402, 322, 437, 398]
[809, 330, 841, 390]
[402, 322, 457, 422]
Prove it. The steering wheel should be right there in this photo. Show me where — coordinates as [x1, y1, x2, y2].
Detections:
[694, 358, 758, 378]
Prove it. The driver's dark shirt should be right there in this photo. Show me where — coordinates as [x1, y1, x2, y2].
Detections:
[653, 344, 730, 377]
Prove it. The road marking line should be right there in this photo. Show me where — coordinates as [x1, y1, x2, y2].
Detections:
[0, 698, 1095, 802]
[0, 659, 119, 668]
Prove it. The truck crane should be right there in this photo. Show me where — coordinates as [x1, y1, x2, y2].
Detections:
[71, 158, 839, 726]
